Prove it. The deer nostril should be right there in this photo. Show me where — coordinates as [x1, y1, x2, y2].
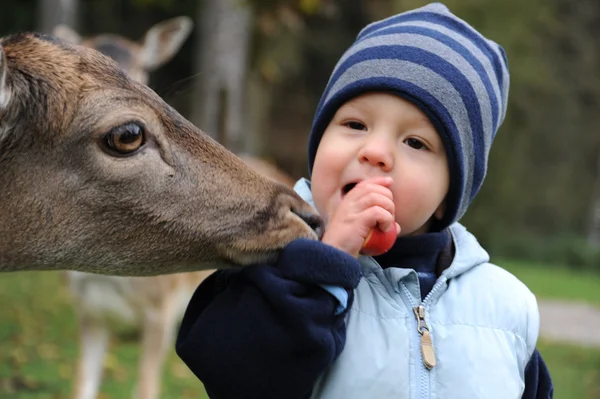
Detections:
[292, 208, 324, 239]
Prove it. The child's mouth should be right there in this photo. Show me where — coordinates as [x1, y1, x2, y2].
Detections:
[341, 182, 358, 197]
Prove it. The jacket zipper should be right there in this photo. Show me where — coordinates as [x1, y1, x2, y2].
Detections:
[402, 275, 446, 399]
[413, 305, 436, 369]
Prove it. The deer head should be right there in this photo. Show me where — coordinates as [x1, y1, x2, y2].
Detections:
[0, 32, 322, 275]
[52, 19, 298, 189]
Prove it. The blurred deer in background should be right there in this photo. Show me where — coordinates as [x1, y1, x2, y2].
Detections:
[40, 17, 299, 399]
[54, 17, 191, 86]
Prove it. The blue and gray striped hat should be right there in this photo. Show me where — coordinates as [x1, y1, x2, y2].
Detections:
[307, 2, 509, 229]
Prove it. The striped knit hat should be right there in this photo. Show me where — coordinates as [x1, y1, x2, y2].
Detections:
[307, 2, 509, 230]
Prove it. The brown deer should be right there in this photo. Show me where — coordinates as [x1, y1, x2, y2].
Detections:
[51, 17, 299, 399]
[0, 24, 320, 399]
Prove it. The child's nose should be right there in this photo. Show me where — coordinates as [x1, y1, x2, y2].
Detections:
[357, 135, 394, 171]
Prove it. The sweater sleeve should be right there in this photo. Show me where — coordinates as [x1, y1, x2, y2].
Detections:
[521, 348, 554, 399]
[175, 238, 362, 399]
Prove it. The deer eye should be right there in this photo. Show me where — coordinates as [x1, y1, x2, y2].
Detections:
[104, 123, 145, 155]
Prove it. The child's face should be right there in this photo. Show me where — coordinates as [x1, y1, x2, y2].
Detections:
[311, 92, 450, 236]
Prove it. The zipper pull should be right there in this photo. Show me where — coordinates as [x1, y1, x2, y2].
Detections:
[413, 305, 436, 369]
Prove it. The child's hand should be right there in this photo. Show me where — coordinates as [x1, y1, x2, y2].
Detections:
[321, 176, 401, 257]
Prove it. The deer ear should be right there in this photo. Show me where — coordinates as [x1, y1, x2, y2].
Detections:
[0, 45, 10, 111]
[52, 24, 82, 44]
[139, 16, 193, 71]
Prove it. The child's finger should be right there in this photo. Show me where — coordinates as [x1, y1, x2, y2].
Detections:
[363, 205, 396, 233]
[347, 180, 394, 201]
[359, 176, 393, 188]
[354, 192, 395, 216]
[381, 221, 401, 235]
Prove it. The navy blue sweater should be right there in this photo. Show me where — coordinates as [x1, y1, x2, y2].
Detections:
[176, 236, 553, 399]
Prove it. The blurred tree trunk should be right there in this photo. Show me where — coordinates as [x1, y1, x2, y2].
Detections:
[192, 0, 253, 154]
[588, 154, 600, 248]
[245, 70, 272, 158]
[37, 0, 78, 33]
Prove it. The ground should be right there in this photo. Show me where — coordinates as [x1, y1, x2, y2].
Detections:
[539, 300, 600, 347]
[0, 261, 599, 398]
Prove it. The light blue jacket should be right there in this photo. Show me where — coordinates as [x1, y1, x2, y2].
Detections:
[294, 179, 540, 399]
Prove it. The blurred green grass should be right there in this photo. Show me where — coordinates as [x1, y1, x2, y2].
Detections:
[537, 339, 600, 399]
[0, 263, 599, 398]
[0, 271, 208, 399]
[501, 259, 600, 307]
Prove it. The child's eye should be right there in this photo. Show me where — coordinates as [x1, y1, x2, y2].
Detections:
[405, 138, 426, 150]
[344, 121, 367, 131]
